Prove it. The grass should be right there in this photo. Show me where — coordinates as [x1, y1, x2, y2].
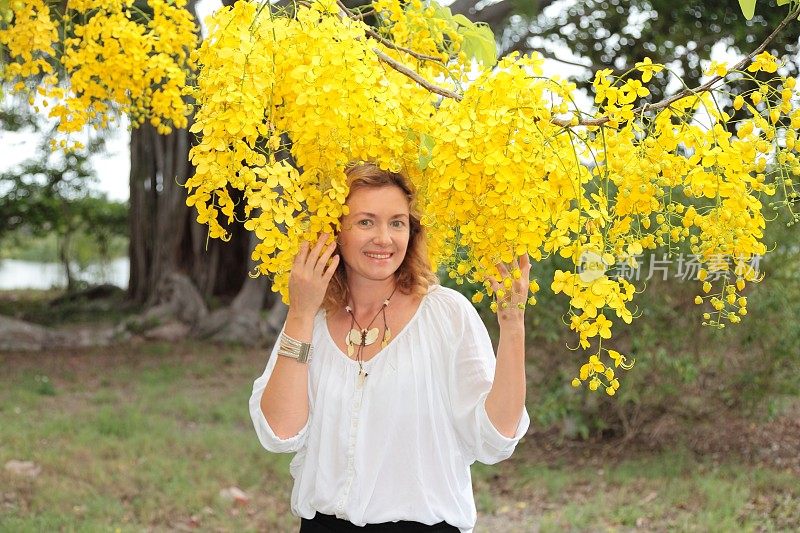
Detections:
[1, 341, 798, 532]
[0, 342, 296, 532]
[471, 448, 800, 532]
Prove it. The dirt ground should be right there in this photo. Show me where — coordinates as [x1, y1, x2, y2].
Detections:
[521, 406, 800, 475]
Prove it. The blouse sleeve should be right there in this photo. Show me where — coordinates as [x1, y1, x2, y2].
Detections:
[445, 294, 530, 465]
[248, 330, 309, 454]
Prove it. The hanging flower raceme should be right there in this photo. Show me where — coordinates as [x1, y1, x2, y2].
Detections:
[0, 0, 58, 82]
[0, 0, 196, 149]
[559, 47, 797, 392]
[184, 0, 800, 394]
[186, 0, 442, 299]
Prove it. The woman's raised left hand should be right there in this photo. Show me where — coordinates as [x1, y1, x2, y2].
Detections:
[487, 253, 531, 326]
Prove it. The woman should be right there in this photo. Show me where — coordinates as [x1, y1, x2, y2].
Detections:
[249, 162, 531, 532]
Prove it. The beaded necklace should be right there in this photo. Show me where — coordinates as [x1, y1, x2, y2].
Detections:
[345, 285, 398, 385]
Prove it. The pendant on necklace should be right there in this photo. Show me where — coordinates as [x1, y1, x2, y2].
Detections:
[358, 368, 368, 387]
[381, 327, 391, 348]
[346, 327, 379, 347]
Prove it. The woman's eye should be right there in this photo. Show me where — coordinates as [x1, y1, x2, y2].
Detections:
[391, 220, 406, 228]
[358, 219, 372, 226]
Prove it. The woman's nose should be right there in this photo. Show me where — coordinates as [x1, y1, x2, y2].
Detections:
[373, 226, 392, 245]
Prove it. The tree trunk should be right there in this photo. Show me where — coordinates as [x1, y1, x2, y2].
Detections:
[58, 232, 75, 292]
[123, 0, 286, 344]
[128, 123, 186, 306]
[193, 231, 275, 346]
[127, 122, 250, 298]
[128, 124, 155, 305]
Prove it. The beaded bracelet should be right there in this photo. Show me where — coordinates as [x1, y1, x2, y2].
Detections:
[277, 332, 312, 364]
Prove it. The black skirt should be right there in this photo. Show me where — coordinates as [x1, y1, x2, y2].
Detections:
[299, 512, 459, 532]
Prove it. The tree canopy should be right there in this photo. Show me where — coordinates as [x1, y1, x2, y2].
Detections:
[1, 0, 799, 394]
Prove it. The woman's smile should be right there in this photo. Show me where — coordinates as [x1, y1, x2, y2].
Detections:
[363, 251, 393, 262]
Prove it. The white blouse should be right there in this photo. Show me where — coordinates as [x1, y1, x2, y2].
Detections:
[249, 284, 530, 532]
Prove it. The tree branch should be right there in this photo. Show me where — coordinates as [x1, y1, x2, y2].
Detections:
[350, 7, 374, 20]
[341, 2, 797, 130]
[506, 5, 800, 128]
[577, 5, 800, 127]
[372, 48, 461, 100]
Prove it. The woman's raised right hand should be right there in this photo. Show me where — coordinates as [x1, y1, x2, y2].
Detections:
[287, 232, 339, 318]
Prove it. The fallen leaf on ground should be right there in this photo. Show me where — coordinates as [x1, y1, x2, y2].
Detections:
[4, 460, 41, 478]
[219, 486, 250, 506]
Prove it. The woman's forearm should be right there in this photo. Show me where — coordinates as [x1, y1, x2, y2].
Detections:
[485, 321, 527, 437]
[260, 310, 314, 439]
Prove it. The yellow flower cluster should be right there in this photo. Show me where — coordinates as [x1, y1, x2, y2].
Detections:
[185, 1, 799, 393]
[0, 0, 58, 82]
[551, 271, 635, 343]
[187, 0, 438, 299]
[371, 0, 495, 91]
[560, 51, 797, 391]
[373, 0, 462, 64]
[571, 349, 632, 395]
[421, 53, 578, 307]
[0, 0, 196, 147]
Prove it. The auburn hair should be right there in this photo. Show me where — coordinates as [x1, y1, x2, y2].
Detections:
[322, 162, 437, 314]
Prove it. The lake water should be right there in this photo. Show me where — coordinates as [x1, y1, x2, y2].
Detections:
[0, 258, 129, 290]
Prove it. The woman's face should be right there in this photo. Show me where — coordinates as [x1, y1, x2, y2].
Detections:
[337, 185, 411, 283]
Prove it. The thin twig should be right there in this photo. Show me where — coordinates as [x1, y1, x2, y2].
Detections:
[541, 52, 593, 71]
[350, 7, 375, 21]
[364, 28, 444, 63]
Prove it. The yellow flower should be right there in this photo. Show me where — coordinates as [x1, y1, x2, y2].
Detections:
[551, 270, 573, 295]
[2, 0, 196, 142]
[747, 51, 779, 74]
[593, 314, 613, 339]
[705, 61, 728, 77]
[635, 57, 663, 83]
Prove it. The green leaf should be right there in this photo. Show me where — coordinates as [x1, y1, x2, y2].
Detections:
[460, 24, 497, 67]
[777, 0, 789, 5]
[416, 1, 496, 65]
[452, 14, 473, 27]
[428, 2, 454, 25]
[738, 0, 757, 20]
[406, 129, 436, 170]
[418, 133, 435, 170]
